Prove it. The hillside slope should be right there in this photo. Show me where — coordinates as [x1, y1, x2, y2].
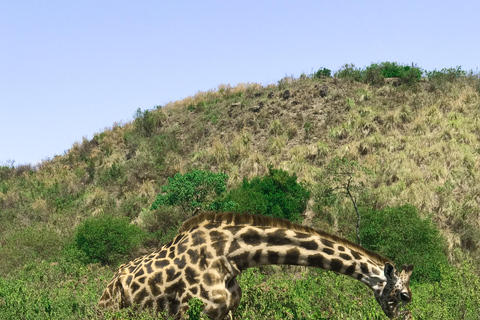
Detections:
[1, 66, 480, 319]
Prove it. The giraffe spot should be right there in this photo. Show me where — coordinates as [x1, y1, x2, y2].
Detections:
[229, 239, 241, 253]
[338, 246, 345, 252]
[168, 251, 175, 259]
[307, 254, 325, 268]
[211, 233, 227, 256]
[267, 250, 280, 264]
[156, 250, 167, 259]
[198, 247, 211, 271]
[227, 277, 237, 288]
[133, 287, 148, 305]
[167, 296, 180, 315]
[240, 229, 261, 246]
[177, 239, 188, 255]
[210, 230, 226, 242]
[357, 273, 363, 281]
[148, 272, 163, 296]
[191, 230, 206, 246]
[185, 266, 199, 285]
[360, 262, 369, 274]
[126, 275, 133, 286]
[128, 265, 136, 273]
[330, 259, 344, 272]
[299, 240, 318, 250]
[166, 267, 181, 282]
[267, 236, 291, 246]
[165, 279, 186, 295]
[199, 284, 210, 300]
[204, 222, 217, 230]
[135, 267, 145, 278]
[252, 249, 262, 264]
[339, 253, 352, 260]
[130, 281, 140, 294]
[169, 246, 175, 252]
[284, 248, 300, 265]
[144, 260, 153, 274]
[154, 259, 169, 269]
[181, 293, 193, 304]
[144, 299, 153, 309]
[322, 248, 335, 255]
[345, 263, 356, 275]
[321, 238, 334, 248]
[203, 272, 216, 286]
[232, 251, 250, 270]
[187, 249, 199, 265]
[222, 225, 241, 235]
[350, 250, 362, 260]
[267, 229, 291, 246]
[138, 276, 146, 284]
[294, 232, 311, 239]
[371, 267, 380, 275]
[189, 286, 198, 294]
[174, 255, 186, 269]
[155, 297, 166, 312]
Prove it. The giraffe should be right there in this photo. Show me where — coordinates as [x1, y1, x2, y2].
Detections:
[98, 212, 414, 319]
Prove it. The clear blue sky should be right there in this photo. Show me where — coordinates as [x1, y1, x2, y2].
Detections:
[1, 0, 479, 166]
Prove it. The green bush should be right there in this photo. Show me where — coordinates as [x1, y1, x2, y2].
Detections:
[335, 63, 364, 82]
[365, 62, 422, 85]
[150, 170, 229, 215]
[313, 68, 331, 79]
[134, 108, 164, 137]
[226, 167, 310, 222]
[74, 215, 143, 264]
[336, 62, 422, 86]
[359, 205, 448, 283]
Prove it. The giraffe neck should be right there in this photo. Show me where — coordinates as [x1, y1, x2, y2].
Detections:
[227, 224, 388, 293]
[182, 212, 391, 294]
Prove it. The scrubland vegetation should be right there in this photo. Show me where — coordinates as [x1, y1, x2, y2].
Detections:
[1, 62, 480, 319]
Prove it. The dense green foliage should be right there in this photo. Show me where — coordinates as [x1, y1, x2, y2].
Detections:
[74, 215, 143, 264]
[150, 170, 229, 214]
[226, 167, 310, 222]
[313, 67, 332, 78]
[360, 205, 448, 283]
[335, 61, 423, 85]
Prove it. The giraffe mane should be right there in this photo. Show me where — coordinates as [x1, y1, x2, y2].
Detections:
[179, 211, 392, 266]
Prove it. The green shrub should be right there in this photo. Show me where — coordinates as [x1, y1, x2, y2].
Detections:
[0, 227, 65, 275]
[364, 62, 422, 86]
[150, 170, 229, 215]
[134, 108, 164, 137]
[187, 298, 206, 320]
[226, 167, 310, 222]
[313, 67, 331, 79]
[74, 215, 143, 264]
[335, 63, 364, 81]
[359, 205, 448, 283]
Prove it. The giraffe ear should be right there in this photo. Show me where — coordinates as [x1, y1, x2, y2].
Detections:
[402, 264, 414, 274]
[384, 262, 395, 280]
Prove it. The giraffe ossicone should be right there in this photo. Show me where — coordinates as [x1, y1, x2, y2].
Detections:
[98, 211, 414, 319]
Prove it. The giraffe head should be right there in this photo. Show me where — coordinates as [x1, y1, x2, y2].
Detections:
[376, 263, 414, 319]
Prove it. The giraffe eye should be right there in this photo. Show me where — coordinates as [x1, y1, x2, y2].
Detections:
[400, 292, 410, 302]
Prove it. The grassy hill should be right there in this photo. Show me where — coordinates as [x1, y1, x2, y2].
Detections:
[1, 63, 480, 319]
